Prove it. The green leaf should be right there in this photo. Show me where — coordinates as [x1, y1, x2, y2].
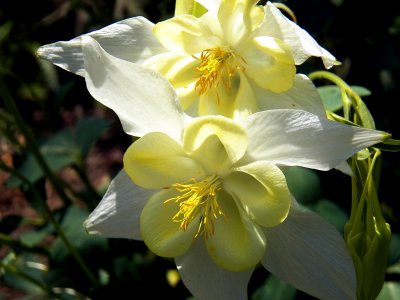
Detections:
[50, 206, 107, 264]
[284, 167, 322, 204]
[351, 85, 371, 97]
[317, 85, 371, 113]
[387, 261, 400, 274]
[376, 282, 400, 300]
[308, 199, 348, 233]
[317, 86, 343, 112]
[252, 274, 296, 300]
[75, 117, 110, 156]
[1, 253, 47, 295]
[388, 234, 400, 265]
[0, 21, 13, 42]
[7, 116, 110, 187]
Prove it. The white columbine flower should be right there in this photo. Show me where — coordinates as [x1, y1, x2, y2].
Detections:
[78, 37, 389, 300]
[37, 0, 338, 118]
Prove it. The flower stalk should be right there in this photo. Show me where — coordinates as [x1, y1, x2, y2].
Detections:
[0, 79, 98, 286]
[309, 70, 391, 300]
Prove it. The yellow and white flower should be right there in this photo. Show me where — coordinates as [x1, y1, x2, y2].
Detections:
[37, 0, 338, 118]
[80, 37, 389, 300]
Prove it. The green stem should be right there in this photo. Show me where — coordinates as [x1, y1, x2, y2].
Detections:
[0, 79, 71, 206]
[0, 232, 48, 255]
[0, 90, 97, 285]
[73, 163, 100, 210]
[0, 261, 52, 295]
[175, 0, 195, 15]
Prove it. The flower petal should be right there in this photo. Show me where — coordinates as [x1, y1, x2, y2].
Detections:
[242, 109, 389, 170]
[143, 52, 198, 88]
[251, 74, 326, 117]
[175, 238, 253, 300]
[81, 36, 185, 139]
[224, 161, 291, 228]
[205, 191, 267, 271]
[198, 73, 259, 119]
[242, 36, 296, 93]
[259, 2, 339, 68]
[124, 132, 206, 189]
[183, 116, 248, 164]
[153, 15, 221, 55]
[196, 0, 222, 15]
[36, 17, 164, 76]
[141, 189, 199, 257]
[217, 0, 249, 46]
[262, 199, 356, 300]
[84, 170, 152, 240]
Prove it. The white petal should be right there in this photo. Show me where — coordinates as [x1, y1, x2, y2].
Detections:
[36, 17, 165, 76]
[262, 199, 356, 300]
[334, 160, 353, 176]
[259, 2, 339, 68]
[82, 36, 185, 139]
[175, 238, 253, 300]
[84, 170, 154, 240]
[196, 0, 221, 14]
[242, 109, 389, 170]
[252, 74, 326, 117]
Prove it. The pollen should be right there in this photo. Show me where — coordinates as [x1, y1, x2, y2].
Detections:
[194, 47, 243, 95]
[164, 175, 223, 239]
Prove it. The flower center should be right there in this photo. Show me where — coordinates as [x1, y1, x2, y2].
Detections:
[164, 175, 223, 239]
[195, 47, 244, 95]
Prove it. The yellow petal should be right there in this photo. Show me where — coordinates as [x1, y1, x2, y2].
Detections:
[144, 52, 198, 88]
[141, 189, 199, 257]
[242, 36, 295, 93]
[183, 116, 248, 165]
[224, 161, 291, 227]
[153, 15, 220, 55]
[124, 132, 206, 189]
[198, 73, 259, 119]
[205, 191, 266, 271]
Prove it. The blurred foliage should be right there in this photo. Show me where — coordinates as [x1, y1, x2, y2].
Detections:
[1, 0, 399, 299]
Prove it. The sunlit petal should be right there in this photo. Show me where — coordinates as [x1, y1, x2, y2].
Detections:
[224, 161, 291, 227]
[262, 199, 356, 300]
[243, 109, 389, 170]
[37, 17, 164, 76]
[205, 191, 266, 272]
[176, 238, 253, 300]
[141, 189, 199, 257]
[124, 132, 206, 189]
[154, 15, 221, 55]
[84, 170, 152, 240]
[252, 74, 326, 117]
[81, 36, 185, 139]
[183, 116, 248, 164]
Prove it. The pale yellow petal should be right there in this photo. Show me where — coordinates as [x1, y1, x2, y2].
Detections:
[183, 116, 248, 165]
[198, 73, 259, 119]
[242, 36, 295, 93]
[141, 189, 199, 257]
[153, 15, 220, 55]
[205, 191, 266, 271]
[190, 134, 232, 174]
[143, 52, 198, 88]
[224, 161, 291, 227]
[124, 132, 206, 189]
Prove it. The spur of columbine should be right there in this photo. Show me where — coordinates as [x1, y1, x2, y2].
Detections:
[78, 38, 390, 300]
[37, 0, 338, 118]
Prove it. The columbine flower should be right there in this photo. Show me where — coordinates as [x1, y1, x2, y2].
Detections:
[37, 0, 338, 118]
[78, 37, 389, 300]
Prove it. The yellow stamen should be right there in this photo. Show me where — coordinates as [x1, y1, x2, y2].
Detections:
[195, 47, 243, 95]
[164, 175, 223, 239]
